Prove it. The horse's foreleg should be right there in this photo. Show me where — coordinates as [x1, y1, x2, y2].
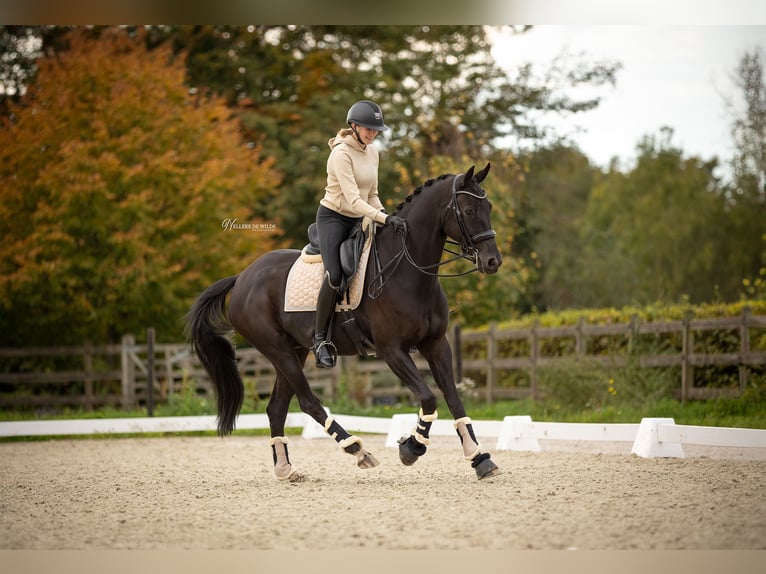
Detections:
[420, 337, 500, 479]
[454, 417, 499, 479]
[266, 375, 304, 482]
[379, 346, 439, 466]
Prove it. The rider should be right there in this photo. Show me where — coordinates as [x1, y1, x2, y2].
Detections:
[313, 99, 405, 368]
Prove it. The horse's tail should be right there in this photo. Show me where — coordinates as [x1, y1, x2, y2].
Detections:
[185, 275, 242, 436]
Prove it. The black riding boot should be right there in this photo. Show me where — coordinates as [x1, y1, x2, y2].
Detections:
[313, 274, 339, 368]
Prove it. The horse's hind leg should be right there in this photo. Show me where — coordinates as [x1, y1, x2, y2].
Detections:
[265, 373, 304, 482]
[268, 347, 379, 470]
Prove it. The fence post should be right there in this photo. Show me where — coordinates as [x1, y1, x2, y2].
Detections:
[485, 322, 497, 404]
[121, 334, 136, 410]
[146, 328, 155, 417]
[628, 314, 639, 354]
[575, 317, 586, 355]
[740, 306, 751, 394]
[681, 311, 694, 404]
[530, 320, 539, 399]
[83, 341, 93, 411]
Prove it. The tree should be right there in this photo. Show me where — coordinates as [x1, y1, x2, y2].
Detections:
[513, 144, 596, 311]
[0, 28, 279, 346]
[135, 25, 620, 247]
[577, 128, 729, 307]
[724, 48, 766, 298]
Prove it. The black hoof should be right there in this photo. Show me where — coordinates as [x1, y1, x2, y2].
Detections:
[397, 435, 426, 466]
[474, 456, 501, 479]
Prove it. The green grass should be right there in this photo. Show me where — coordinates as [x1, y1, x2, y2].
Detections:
[2, 384, 764, 440]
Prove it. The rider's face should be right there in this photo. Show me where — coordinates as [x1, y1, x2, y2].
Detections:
[354, 125, 379, 145]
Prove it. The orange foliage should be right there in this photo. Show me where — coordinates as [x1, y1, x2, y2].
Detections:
[0, 28, 280, 344]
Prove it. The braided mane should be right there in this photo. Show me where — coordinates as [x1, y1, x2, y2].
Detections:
[394, 173, 452, 215]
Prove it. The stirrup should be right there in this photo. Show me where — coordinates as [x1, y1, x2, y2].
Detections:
[314, 339, 337, 368]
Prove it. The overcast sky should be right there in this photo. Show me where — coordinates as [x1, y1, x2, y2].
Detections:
[488, 26, 766, 176]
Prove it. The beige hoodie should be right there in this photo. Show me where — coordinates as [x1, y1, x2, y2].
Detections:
[320, 129, 388, 225]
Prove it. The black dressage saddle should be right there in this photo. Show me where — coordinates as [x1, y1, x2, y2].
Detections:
[304, 222, 368, 280]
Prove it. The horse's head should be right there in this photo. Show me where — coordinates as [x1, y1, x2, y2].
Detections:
[447, 163, 503, 274]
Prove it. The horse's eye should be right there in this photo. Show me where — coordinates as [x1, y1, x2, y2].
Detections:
[464, 206, 476, 216]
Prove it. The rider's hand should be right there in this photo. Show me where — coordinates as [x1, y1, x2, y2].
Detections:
[386, 215, 406, 234]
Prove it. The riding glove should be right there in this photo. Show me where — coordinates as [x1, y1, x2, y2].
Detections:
[386, 215, 406, 234]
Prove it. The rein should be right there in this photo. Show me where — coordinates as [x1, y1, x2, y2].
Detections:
[368, 173, 496, 298]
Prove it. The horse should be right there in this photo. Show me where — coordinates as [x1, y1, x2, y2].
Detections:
[186, 163, 503, 481]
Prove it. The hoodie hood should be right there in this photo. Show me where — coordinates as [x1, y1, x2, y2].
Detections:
[328, 128, 366, 151]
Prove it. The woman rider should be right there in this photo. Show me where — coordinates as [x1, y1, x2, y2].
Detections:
[313, 99, 405, 368]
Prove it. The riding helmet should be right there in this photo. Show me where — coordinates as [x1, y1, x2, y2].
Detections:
[346, 100, 389, 132]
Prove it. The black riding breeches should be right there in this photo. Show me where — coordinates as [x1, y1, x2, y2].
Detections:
[316, 205, 362, 287]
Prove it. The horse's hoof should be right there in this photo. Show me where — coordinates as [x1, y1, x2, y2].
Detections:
[287, 471, 305, 482]
[276, 469, 305, 483]
[475, 457, 501, 480]
[398, 435, 426, 466]
[357, 450, 380, 469]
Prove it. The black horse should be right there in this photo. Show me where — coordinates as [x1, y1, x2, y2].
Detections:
[186, 163, 503, 480]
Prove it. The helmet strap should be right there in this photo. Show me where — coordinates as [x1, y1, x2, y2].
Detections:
[350, 123, 366, 146]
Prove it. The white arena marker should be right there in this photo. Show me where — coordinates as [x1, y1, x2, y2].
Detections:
[384, 413, 418, 447]
[301, 407, 331, 439]
[496, 415, 541, 452]
[631, 417, 685, 458]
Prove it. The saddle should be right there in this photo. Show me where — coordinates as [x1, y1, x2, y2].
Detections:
[303, 221, 367, 283]
[285, 217, 374, 313]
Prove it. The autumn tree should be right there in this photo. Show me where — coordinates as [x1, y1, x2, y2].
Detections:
[0, 28, 279, 346]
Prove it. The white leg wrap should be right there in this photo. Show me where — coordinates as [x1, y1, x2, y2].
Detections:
[413, 432, 430, 445]
[323, 416, 341, 441]
[412, 408, 438, 445]
[454, 418, 483, 461]
[419, 408, 439, 422]
[269, 436, 300, 481]
[339, 435, 363, 450]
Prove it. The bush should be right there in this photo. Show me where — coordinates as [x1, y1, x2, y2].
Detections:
[536, 355, 676, 413]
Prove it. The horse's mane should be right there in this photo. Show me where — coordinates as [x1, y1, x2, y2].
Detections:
[394, 173, 452, 215]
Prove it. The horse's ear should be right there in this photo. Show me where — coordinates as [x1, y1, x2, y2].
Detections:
[461, 165, 476, 187]
[476, 163, 490, 183]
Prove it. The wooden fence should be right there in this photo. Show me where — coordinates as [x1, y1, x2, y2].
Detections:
[0, 308, 764, 411]
[0, 334, 340, 412]
[455, 307, 766, 403]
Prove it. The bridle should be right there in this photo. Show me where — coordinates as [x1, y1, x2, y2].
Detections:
[448, 172, 497, 266]
[368, 173, 497, 298]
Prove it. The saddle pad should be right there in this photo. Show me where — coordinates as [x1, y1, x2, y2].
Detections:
[284, 219, 374, 312]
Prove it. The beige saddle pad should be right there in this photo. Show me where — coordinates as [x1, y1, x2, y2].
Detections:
[284, 218, 374, 312]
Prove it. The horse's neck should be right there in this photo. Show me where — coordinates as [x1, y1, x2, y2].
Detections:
[374, 185, 450, 286]
[399, 187, 450, 266]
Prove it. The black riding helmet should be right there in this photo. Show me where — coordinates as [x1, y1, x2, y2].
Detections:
[346, 100, 389, 132]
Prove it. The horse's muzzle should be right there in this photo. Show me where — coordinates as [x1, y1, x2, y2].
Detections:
[479, 252, 502, 274]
